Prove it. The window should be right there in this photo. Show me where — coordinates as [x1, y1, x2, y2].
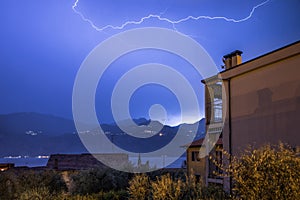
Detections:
[191, 151, 200, 162]
[213, 98, 222, 122]
[206, 81, 223, 124]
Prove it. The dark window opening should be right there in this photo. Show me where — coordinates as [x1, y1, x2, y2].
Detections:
[191, 151, 200, 162]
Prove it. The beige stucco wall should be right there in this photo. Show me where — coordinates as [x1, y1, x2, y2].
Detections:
[219, 42, 300, 156]
[230, 54, 300, 154]
[219, 43, 300, 192]
[187, 147, 206, 183]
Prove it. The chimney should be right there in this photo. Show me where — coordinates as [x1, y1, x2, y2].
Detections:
[222, 50, 243, 70]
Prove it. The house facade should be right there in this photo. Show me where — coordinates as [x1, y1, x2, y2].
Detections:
[185, 138, 222, 184]
[201, 41, 300, 191]
[185, 138, 206, 183]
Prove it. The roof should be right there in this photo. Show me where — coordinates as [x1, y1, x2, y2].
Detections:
[220, 40, 300, 79]
[46, 153, 128, 170]
[201, 40, 300, 83]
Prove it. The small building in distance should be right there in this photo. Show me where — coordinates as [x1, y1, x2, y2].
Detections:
[185, 138, 206, 183]
[0, 163, 15, 172]
[47, 153, 128, 170]
[185, 138, 222, 184]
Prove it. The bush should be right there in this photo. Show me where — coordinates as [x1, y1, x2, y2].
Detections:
[0, 169, 66, 199]
[129, 143, 300, 200]
[56, 193, 97, 200]
[60, 190, 128, 200]
[128, 174, 150, 200]
[20, 187, 53, 200]
[182, 173, 204, 199]
[17, 170, 67, 193]
[151, 174, 183, 200]
[202, 184, 227, 200]
[99, 190, 129, 200]
[71, 168, 129, 195]
[0, 171, 20, 199]
[128, 172, 227, 200]
[217, 143, 300, 200]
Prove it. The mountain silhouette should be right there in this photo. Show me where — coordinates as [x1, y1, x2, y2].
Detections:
[0, 112, 205, 157]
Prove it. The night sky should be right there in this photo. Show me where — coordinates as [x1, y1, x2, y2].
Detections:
[1, 0, 299, 126]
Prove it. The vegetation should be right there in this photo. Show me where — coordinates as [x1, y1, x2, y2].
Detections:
[128, 174, 150, 200]
[20, 187, 54, 200]
[70, 167, 129, 194]
[0, 169, 66, 199]
[212, 142, 300, 200]
[233, 143, 300, 200]
[128, 173, 227, 200]
[0, 143, 299, 199]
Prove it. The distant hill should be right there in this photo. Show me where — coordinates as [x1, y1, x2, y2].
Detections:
[0, 112, 76, 136]
[0, 112, 205, 157]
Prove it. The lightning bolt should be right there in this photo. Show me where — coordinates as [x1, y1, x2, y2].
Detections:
[72, 0, 270, 32]
[72, 0, 104, 31]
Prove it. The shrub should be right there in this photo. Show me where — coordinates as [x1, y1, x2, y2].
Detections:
[201, 184, 227, 200]
[182, 173, 204, 199]
[0, 171, 20, 199]
[17, 170, 67, 193]
[0, 170, 67, 199]
[128, 174, 151, 200]
[215, 143, 300, 200]
[71, 168, 129, 195]
[19, 187, 53, 200]
[99, 190, 129, 200]
[61, 194, 97, 200]
[151, 174, 183, 200]
[61, 190, 128, 200]
[128, 172, 228, 200]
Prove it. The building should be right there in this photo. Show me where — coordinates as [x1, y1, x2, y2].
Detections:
[185, 138, 222, 184]
[47, 153, 128, 170]
[0, 163, 14, 172]
[201, 41, 300, 191]
[185, 138, 206, 183]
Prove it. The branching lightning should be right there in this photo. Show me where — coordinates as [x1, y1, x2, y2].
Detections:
[72, 0, 270, 32]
